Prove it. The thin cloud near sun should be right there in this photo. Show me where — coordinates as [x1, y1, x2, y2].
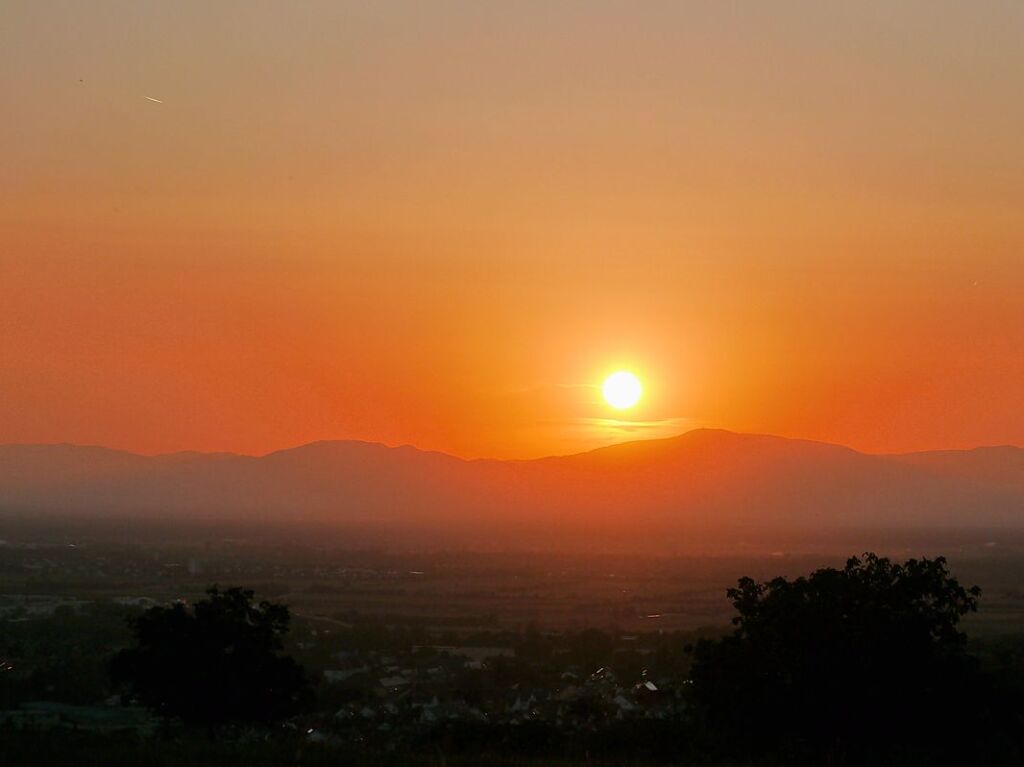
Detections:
[580, 416, 694, 433]
[488, 374, 690, 455]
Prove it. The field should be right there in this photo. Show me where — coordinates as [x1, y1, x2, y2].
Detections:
[4, 518, 1024, 637]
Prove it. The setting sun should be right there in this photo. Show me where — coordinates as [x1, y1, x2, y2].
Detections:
[602, 371, 643, 410]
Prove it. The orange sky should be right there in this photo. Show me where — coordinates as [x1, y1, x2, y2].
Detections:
[2, 2, 1023, 459]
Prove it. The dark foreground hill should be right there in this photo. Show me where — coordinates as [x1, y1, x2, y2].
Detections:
[1, 430, 1022, 546]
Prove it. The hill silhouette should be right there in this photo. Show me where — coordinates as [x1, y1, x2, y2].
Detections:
[1, 430, 1022, 545]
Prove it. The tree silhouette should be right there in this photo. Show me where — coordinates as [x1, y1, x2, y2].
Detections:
[690, 553, 987, 764]
[111, 586, 311, 728]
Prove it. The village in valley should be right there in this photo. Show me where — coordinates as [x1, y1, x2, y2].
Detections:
[0, 534, 709, 745]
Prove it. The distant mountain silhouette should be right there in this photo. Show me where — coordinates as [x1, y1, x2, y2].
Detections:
[891, 445, 1024, 494]
[1, 430, 1022, 543]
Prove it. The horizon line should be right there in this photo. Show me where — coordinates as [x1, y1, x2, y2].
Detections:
[2, 427, 1021, 463]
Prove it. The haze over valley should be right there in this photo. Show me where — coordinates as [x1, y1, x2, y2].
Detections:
[4, 429, 1023, 550]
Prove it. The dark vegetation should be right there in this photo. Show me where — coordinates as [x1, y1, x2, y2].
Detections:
[110, 587, 312, 728]
[3, 550, 1024, 765]
[690, 553, 1021, 764]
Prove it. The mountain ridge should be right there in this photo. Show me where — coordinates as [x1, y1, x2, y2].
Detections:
[4, 428, 1021, 463]
[2, 430, 1023, 539]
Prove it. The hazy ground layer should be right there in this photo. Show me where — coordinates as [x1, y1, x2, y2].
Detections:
[3, 519, 1024, 636]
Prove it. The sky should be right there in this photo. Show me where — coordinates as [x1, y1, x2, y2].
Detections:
[2, 1, 1023, 459]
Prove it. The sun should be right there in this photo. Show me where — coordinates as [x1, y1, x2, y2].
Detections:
[602, 371, 642, 410]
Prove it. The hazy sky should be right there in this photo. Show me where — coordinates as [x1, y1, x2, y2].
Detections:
[2, 1, 1023, 458]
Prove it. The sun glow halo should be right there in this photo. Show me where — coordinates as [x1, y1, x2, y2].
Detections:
[602, 371, 642, 410]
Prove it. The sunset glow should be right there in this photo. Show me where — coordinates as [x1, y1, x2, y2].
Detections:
[1, 3, 1022, 460]
[5, 6, 1024, 764]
